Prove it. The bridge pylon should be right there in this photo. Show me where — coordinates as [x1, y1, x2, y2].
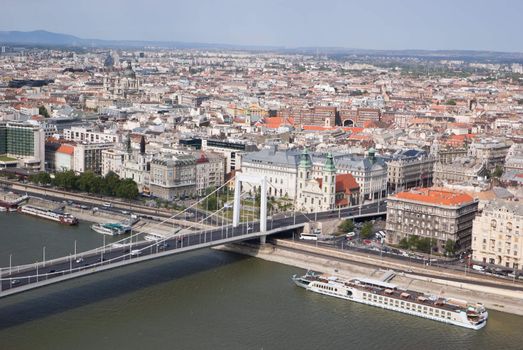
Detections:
[233, 174, 267, 243]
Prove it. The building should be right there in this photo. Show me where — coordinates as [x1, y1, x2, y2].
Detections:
[240, 147, 385, 204]
[195, 152, 225, 196]
[73, 143, 114, 174]
[386, 188, 478, 252]
[278, 106, 337, 127]
[504, 144, 523, 172]
[103, 61, 141, 99]
[63, 126, 119, 144]
[296, 151, 360, 212]
[102, 148, 127, 176]
[201, 138, 257, 174]
[54, 144, 75, 171]
[468, 138, 511, 170]
[149, 155, 196, 200]
[0, 121, 45, 171]
[433, 159, 489, 185]
[385, 149, 435, 192]
[471, 200, 523, 270]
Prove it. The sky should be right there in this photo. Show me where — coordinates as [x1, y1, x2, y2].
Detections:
[1, 0, 522, 52]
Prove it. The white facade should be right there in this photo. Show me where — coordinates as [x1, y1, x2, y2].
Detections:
[64, 126, 119, 144]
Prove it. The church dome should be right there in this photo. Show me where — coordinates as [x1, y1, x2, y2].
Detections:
[122, 61, 136, 79]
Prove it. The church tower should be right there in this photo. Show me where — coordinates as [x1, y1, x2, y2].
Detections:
[297, 148, 312, 209]
[322, 153, 336, 210]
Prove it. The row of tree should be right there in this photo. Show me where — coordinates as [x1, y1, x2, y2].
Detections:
[399, 235, 456, 255]
[337, 219, 374, 239]
[29, 171, 139, 200]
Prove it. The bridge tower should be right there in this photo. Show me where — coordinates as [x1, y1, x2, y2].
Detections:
[233, 174, 268, 243]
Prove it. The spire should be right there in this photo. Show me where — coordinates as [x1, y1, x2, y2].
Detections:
[299, 148, 312, 169]
[324, 152, 336, 173]
[367, 147, 376, 164]
[125, 133, 132, 153]
[140, 135, 146, 155]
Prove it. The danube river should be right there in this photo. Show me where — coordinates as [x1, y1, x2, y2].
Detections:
[1, 213, 523, 349]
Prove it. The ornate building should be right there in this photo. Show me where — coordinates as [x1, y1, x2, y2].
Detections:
[103, 61, 141, 99]
[296, 151, 360, 212]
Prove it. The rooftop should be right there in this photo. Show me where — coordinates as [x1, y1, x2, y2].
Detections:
[391, 187, 475, 206]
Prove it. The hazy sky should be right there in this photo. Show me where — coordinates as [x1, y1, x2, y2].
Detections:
[2, 0, 522, 52]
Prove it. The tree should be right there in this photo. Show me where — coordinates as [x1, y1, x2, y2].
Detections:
[360, 221, 374, 239]
[399, 237, 409, 249]
[492, 166, 503, 178]
[204, 195, 218, 211]
[115, 178, 139, 200]
[29, 172, 51, 185]
[416, 237, 436, 254]
[38, 106, 50, 118]
[76, 171, 97, 193]
[338, 219, 355, 234]
[445, 239, 456, 256]
[102, 171, 120, 196]
[53, 170, 77, 190]
[445, 99, 457, 106]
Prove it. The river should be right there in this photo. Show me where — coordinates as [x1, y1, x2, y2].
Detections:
[1, 213, 523, 349]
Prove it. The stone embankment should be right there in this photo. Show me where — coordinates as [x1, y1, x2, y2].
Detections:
[216, 240, 523, 316]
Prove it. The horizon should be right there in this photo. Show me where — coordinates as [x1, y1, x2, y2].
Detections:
[1, 0, 523, 53]
[3, 29, 523, 55]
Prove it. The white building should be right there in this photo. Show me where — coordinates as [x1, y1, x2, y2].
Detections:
[64, 126, 120, 144]
[472, 199, 523, 270]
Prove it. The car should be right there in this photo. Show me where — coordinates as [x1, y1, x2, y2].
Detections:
[121, 210, 129, 215]
[102, 202, 112, 208]
[345, 232, 356, 238]
[363, 239, 372, 245]
[130, 249, 142, 256]
[10, 279, 20, 286]
[48, 269, 56, 274]
[75, 257, 84, 263]
[158, 242, 170, 249]
[246, 225, 253, 231]
[472, 264, 485, 272]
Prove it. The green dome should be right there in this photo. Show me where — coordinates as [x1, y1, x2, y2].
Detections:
[299, 148, 312, 168]
[323, 152, 336, 172]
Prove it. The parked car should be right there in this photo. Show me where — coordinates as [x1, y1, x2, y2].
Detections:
[472, 264, 485, 272]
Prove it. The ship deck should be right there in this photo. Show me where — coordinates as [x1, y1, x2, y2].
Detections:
[310, 274, 470, 313]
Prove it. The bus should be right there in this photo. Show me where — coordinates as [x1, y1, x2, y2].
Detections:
[299, 233, 318, 241]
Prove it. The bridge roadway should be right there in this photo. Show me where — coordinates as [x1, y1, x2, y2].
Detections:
[0, 202, 385, 298]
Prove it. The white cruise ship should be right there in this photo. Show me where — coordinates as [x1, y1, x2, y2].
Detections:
[292, 271, 488, 330]
[18, 205, 78, 225]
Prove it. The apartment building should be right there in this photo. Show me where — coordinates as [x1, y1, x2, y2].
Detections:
[386, 188, 478, 252]
[149, 155, 196, 200]
[471, 200, 523, 269]
[385, 149, 435, 192]
[63, 126, 119, 144]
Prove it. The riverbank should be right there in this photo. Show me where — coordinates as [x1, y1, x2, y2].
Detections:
[216, 241, 523, 316]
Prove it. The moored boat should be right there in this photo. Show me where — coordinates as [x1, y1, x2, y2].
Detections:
[91, 222, 131, 236]
[18, 205, 78, 225]
[292, 271, 488, 330]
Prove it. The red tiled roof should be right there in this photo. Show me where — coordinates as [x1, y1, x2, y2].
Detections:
[391, 187, 474, 206]
[56, 144, 74, 155]
[336, 173, 359, 194]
